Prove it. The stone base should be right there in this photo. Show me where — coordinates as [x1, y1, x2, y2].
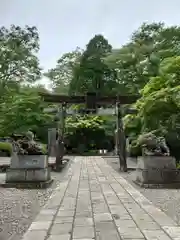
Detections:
[136, 168, 180, 184]
[134, 179, 180, 189]
[1, 179, 53, 189]
[135, 156, 180, 187]
[11, 154, 48, 169]
[6, 167, 51, 183]
[137, 156, 176, 169]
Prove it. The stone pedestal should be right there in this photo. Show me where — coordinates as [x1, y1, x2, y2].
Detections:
[10, 154, 49, 169]
[5, 154, 52, 188]
[135, 156, 180, 188]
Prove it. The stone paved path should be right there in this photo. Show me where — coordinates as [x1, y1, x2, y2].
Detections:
[22, 157, 180, 240]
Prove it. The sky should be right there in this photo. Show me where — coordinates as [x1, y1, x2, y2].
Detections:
[1, 0, 180, 82]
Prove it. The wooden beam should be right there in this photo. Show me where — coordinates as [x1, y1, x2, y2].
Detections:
[39, 93, 85, 103]
[39, 92, 139, 104]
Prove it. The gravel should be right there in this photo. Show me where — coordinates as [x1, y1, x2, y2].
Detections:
[0, 157, 73, 240]
[105, 156, 180, 225]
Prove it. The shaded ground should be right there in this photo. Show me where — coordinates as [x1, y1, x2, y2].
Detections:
[0, 156, 74, 240]
[105, 156, 180, 225]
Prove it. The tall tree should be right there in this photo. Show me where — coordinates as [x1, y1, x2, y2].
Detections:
[45, 48, 82, 94]
[0, 25, 41, 92]
[69, 35, 117, 95]
[105, 22, 180, 94]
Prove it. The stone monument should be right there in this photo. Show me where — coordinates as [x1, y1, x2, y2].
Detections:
[135, 133, 180, 188]
[5, 134, 53, 188]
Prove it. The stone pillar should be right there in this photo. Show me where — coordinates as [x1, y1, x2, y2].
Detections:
[116, 103, 127, 172]
[48, 128, 57, 157]
[55, 103, 66, 170]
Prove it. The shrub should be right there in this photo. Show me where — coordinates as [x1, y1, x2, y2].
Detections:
[0, 142, 13, 156]
[128, 140, 142, 157]
[41, 144, 47, 155]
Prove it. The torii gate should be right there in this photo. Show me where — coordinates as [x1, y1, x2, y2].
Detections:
[40, 92, 139, 172]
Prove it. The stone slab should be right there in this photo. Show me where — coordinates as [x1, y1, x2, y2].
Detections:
[94, 213, 112, 222]
[53, 216, 73, 224]
[48, 128, 57, 157]
[135, 168, 180, 184]
[57, 210, 75, 217]
[6, 167, 50, 182]
[50, 223, 73, 235]
[118, 226, 144, 239]
[22, 230, 47, 240]
[47, 235, 70, 240]
[95, 222, 120, 240]
[1, 178, 53, 189]
[28, 221, 51, 230]
[26, 167, 51, 182]
[134, 179, 180, 189]
[73, 226, 94, 239]
[6, 168, 26, 182]
[74, 217, 93, 226]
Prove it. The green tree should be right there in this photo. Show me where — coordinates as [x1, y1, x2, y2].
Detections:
[69, 35, 117, 95]
[45, 48, 82, 94]
[105, 22, 180, 94]
[0, 87, 51, 136]
[136, 56, 180, 133]
[0, 25, 41, 93]
[142, 56, 180, 97]
[0, 25, 48, 140]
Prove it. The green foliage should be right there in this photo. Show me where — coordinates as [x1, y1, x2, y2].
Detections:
[66, 115, 103, 130]
[45, 48, 82, 94]
[65, 115, 104, 141]
[142, 56, 180, 96]
[41, 144, 47, 154]
[0, 142, 12, 156]
[0, 25, 41, 90]
[128, 140, 142, 157]
[0, 88, 52, 136]
[123, 114, 142, 139]
[136, 56, 180, 134]
[69, 35, 117, 95]
[0, 24, 49, 140]
[64, 115, 113, 152]
[104, 22, 180, 95]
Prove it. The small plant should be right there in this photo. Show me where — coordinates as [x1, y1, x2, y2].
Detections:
[176, 163, 180, 169]
[41, 144, 47, 154]
[16, 139, 46, 155]
[12, 131, 47, 155]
